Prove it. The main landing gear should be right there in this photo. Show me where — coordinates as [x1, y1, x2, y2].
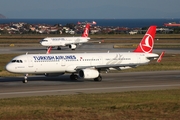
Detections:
[94, 75, 102, 81]
[23, 74, 28, 83]
[70, 73, 78, 80]
[57, 46, 61, 50]
[70, 74, 102, 81]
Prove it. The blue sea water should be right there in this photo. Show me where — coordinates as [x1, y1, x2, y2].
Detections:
[0, 19, 180, 28]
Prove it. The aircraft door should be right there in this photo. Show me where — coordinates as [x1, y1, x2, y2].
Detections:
[137, 54, 142, 64]
[61, 59, 66, 67]
[99, 56, 103, 65]
[27, 56, 33, 67]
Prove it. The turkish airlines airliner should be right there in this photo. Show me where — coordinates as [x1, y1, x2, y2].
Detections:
[40, 24, 90, 50]
[6, 26, 162, 83]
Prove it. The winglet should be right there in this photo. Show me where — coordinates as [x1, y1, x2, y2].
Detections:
[46, 46, 52, 54]
[82, 23, 90, 37]
[133, 26, 157, 53]
[157, 51, 165, 63]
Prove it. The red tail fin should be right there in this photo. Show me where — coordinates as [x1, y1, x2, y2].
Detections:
[133, 26, 157, 53]
[82, 24, 90, 37]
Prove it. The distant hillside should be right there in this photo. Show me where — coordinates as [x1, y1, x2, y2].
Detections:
[0, 14, 6, 19]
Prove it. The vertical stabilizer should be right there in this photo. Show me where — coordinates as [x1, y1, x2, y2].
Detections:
[82, 24, 90, 37]
[133, 26, 156, 53]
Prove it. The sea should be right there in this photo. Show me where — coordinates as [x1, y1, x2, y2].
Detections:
[0, 18, 180, 28]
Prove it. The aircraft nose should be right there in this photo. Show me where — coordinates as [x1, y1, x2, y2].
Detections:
[40, 39, 45, 43]
[40, 40, 43, 44]
[40, 40, 46, 46]
[5, 63, 14, 72]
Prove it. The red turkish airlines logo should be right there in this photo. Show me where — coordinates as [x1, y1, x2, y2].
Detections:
[140, 34, 153, 53]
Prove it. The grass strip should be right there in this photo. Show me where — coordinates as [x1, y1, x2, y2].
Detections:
[0, 89, 180, 119]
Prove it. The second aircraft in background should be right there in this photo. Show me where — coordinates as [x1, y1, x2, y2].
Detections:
[40, 24, 90, 50]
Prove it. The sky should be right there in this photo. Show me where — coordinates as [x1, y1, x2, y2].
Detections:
[1, 0, 180, 19]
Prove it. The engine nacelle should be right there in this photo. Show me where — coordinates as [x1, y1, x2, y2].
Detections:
[69, 44, 76, 50]
[44, 73, 64, 77]
[79, 69, 99, 79]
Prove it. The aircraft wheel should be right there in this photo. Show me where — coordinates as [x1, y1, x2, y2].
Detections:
[22, 79, 28, 83]
[57, 47, 61, 50]
[74, 75, 78, 80]
[23, 74, 28, 83]
[70, 74, 78, 80]
[94, 75, 102, 81]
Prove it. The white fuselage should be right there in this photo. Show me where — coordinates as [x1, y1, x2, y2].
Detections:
[40, 37, 90, 47]
[6, 52, 158, 74]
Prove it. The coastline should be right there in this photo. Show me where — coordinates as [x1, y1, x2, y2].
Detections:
[1, 18, 180, 27]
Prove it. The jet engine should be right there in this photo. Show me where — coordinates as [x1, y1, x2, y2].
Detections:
[44, 73, 64, 77]
[69, 44, 76, 50]
[79, 69, 99, 79]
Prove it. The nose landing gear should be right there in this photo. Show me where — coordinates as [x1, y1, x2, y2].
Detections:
[23, 74, 28, 83]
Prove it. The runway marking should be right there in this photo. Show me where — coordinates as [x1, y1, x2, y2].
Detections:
[0, 84, 180, 95]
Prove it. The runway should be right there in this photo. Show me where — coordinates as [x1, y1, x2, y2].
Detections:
[0, 70, 180, 98]
[0, 43, 180, 98]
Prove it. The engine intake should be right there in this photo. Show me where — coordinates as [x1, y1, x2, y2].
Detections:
[69, 44, 76, 50]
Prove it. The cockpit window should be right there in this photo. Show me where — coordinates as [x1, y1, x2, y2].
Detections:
[41, 39, 48, 42]
[11, 60, 16, 62]
[11, 59, 23, 63]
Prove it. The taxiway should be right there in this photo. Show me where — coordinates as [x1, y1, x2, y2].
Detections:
[0, 43, 180, 98]
[0, 70, 180, 98]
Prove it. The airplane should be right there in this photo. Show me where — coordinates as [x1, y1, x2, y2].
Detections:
[6, 26, 163, 83]
[40, 23, 91, 50]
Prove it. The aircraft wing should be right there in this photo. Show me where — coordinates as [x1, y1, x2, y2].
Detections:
[63, 41, 103, 47]
[75, 63, 138, 71]
[64, 41, 88, 45]
[87, 39, 104, 44]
